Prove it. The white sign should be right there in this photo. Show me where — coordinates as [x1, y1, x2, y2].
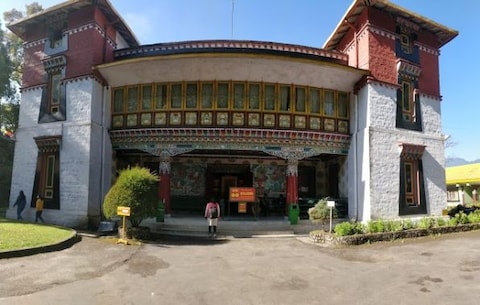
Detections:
[327, 200, 335, 207]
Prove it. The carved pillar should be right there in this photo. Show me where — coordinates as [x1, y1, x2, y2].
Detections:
[264, 147, 320, 213]
[138, 145, 194, 215]
[286, 158, 299, 206]
[159, 155, 172, 214]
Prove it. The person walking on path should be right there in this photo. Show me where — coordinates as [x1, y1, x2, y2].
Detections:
[13, 190, 27, 220]
[35, 195, 45, 223]
[204, 199, 220, 238]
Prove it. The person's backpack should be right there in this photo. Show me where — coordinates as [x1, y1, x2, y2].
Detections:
[209, 204, 218, 218]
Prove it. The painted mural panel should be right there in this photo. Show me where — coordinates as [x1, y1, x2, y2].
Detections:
[252, 164, 286, 197]
[171, 163, 206, 196]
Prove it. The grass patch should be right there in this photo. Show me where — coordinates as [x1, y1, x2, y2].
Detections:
[0, 218, 75, 252]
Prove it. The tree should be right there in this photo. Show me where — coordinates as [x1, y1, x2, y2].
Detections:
[0, 21, 13, 98]
[1, 3, 44, 133]
[102, 167, 159, 227]
[3, 2, 43, 89]
[0, 2, 43, 207]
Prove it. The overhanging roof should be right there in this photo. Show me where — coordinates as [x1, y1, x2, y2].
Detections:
[95, 40, 367, 90]
[7, 0, 139, 47]
[446, 163, 480, 185]
[324, 0, 458, 50]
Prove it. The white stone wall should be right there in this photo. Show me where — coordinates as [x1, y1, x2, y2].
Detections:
[366, 83, 446, 220]
[8, 88, 62, 220]
[8, 78, 111, 228]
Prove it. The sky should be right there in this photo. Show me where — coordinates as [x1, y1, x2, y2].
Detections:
[1, 0, 479, 161]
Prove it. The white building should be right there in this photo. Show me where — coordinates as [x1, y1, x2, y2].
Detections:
[7, 0, 457, 228]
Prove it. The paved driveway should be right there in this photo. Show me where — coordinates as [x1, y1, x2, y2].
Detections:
[1, 231, 480, 305]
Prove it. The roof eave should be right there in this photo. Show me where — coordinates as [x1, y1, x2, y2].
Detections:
[323, 0, 458, 51]
[7, 0, 139, 47]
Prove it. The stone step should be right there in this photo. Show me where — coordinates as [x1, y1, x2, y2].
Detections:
[148, 217, 296, 238]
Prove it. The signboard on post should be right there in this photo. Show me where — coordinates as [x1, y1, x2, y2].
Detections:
[327, 201, 335, 233]
[117, 206, 131, 245]
[117, 206, 131, 216]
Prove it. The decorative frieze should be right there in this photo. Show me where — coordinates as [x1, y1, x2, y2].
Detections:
[24, 22, 116, 50]
[42, 55, 66, 73]
[110, 128, 350, 152]
[34, 135, 62, 153]
[396, 59, 422, 79]
[114, 40, 348, 63]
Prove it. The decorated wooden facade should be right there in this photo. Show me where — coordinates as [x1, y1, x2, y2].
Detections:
[7, 0, 457, 228]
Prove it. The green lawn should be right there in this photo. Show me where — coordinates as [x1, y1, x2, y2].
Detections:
[0, 218, 76, 252]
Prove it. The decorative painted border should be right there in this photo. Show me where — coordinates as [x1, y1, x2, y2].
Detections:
[24, 22, 116, 50]
[110, 127, 351, 155]
[114, 40, 348, 63]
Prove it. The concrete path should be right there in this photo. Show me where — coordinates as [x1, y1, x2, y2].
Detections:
[1, 230, 480, 305]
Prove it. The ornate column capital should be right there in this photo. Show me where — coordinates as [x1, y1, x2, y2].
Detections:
[264, 146, 320, 161]
[141, 144, 194, 158]
[287, 158, 299, 176]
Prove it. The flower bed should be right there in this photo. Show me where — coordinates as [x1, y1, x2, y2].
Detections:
[310, 223, 480, 246]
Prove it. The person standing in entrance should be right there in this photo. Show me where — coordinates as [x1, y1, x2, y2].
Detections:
[13, 190, 27, 220]
[35, 195, 45, 223]
[204, 199, 220, 238]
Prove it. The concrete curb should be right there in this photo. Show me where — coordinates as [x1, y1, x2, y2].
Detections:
[0, 230, 80, 259]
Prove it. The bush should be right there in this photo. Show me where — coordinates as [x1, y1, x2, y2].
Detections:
[334, 221, 365, 236]
[436, 217, 448, 227]
[402, 219, 415, 230]
[384, 220, 404, 232]
[449, 212, 470, 226]
[367, 219, 386, 233]
[308, 198, 337, 230]
[103, 166, 159, 227]
[418, 217, 436, 230]
[467, 210, 480, 224]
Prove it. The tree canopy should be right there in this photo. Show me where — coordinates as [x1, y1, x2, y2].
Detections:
[0, 2, 43, 134]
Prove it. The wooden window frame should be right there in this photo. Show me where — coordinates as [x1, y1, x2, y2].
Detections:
[295, 87, 306, 113]
[401, 80, 414, 122]
[33, 136, 61, 210]
[263, 83, 276, 112]
[185, 82, 198, 109]
[215, 82, 230, 109]
[399, 144, 427, 215]
[110, 81, 350, 132]
[279, 85, 291, 112]
[48, 71, 62, 114]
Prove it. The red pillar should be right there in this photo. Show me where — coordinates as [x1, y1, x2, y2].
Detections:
[159, 157, 171, 214]
[286, 175, 298, 204]
[286, 159, 298, 209]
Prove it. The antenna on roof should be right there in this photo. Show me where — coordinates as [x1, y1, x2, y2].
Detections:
[231, 0, 235, 39]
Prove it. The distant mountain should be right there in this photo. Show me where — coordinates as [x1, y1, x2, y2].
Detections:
[446, 157, 480, 167]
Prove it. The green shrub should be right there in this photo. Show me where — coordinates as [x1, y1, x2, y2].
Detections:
[334, 221, 365, 236]
[367, 219, 386, 233]
[334, 222, 355, 236]
[384, 220, 404, 232]
[103, 166, 159, 227]
[402, 219, 415, 230]
[308, 198, 337, 230]
[467, 210, 480, 224]
[449, 212, 470, 226]
[436, 217, 448, 227]
[418, 217, 436, 230]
